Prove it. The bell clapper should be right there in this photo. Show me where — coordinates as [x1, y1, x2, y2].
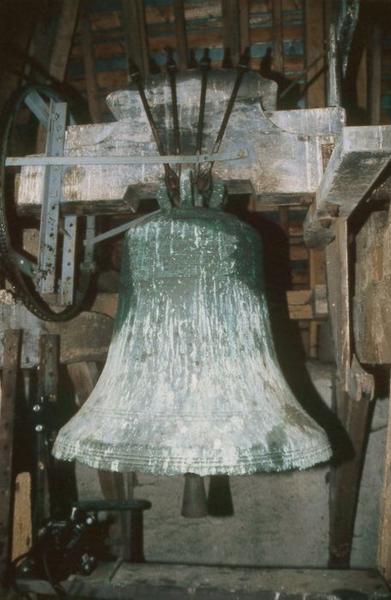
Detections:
[181, 473, 208, 518]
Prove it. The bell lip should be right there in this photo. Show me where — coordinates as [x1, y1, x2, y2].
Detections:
[52, 440, 332, 476]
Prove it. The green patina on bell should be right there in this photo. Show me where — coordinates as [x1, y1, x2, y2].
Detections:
[53, 176, 331, 475]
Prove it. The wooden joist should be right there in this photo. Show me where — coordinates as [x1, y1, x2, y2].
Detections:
[305, 126, 391, 248]
[305, 0, 326, 108]
[326, 218, 375, 568]
[378, 374, 391, 584]
[222, 0, 240, 65]
[320, 127, 391, 217]
[0, 330, 22, 584]
[121, 0, 149, 76]
[48, 1, 81, 81]
[81, 12, 102, 123]
[173, 0, 188, 70]
[271, 0, 284, 73]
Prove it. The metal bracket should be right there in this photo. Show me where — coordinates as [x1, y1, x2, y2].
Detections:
[37, 100, 67, 295]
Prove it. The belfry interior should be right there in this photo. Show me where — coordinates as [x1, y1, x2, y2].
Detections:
[0, 1, 391, 599]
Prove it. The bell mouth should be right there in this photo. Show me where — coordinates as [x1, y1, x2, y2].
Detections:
[53, 437, 332, 476]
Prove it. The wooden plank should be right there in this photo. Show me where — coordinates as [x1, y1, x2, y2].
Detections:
[0, 329, 22, 584]
[357, 46, 368, 112]
[33, 335, 60, 532]
[326, 219, 375, 567]
[12, 472, 32, 561]
[81, 12, 102, 123]
[369, 24, 382, 126]
[329, 383, 372, 568]
[305, 0, 325, 108]
[353, 210, 391, 364]
[320, 126, 391, 217]
[271, 0, 284, 73]
[326, 219, 350, 393]
[173, 0, 188, 70]
[305, 125, 391, 248]
[49, 1, 81, 81]
[239, 0, 249, 54]
[222, 0, 240, 66]
[122, 0, 149, 76]
[378, 376, 391, 584]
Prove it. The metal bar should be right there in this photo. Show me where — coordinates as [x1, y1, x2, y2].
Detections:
[60, 215, 77, 305]
[6, 149, 247, 167]
[37, 101, 67, 295]
[84, 211, 161, 248]
[0, 329, 22, 583]
[24, 90, 49, 127]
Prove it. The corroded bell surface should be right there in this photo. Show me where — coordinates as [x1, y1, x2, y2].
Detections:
[53, 207, 332, 475]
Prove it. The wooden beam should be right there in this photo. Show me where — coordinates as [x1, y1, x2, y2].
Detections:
[326, 219, 375, 567]
[222, 0, 241, 66]
[319, 126, 391, 218]
[48, 1, 81, 81]
[271, 0, 284, 73]
[0, 330, 22, 584]
[326, 218, 350, 392]
[239, 0, 249, 54]
[81, 11, 102, 123]
[305, 126, 391, 248]
[12, 472, 32, 561]
[305, 0, 325, 108]
[378, 375, 391, 584]
[369, 24, 382, 126]
[173, 0, 188, 70]
[33, 334, 60, 532]
[122, 0, 149, 77]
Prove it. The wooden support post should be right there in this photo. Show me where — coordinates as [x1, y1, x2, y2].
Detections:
[378, 375, 391, 584]
[35, 0, 80, 152]
[48, 1, 81, 82]
[0, 329, 22, 585]
[369, 24, 382, 126]
[222, 0, 241, 66]
[239, 0, 249, 55]
[309, 248, 325, 358]
[122, 0, 150, 77]
[33, 334, 60, 533]
[173, 0, 188, 71]
[326, 219, 374, 567]
[81, 12, 102, 123]
[12, 472, 32, 561]
[271, 0, 284, 74]
[305, 0, 326, 108]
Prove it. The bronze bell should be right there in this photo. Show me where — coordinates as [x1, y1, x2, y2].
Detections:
[53, 184, 331, 475]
